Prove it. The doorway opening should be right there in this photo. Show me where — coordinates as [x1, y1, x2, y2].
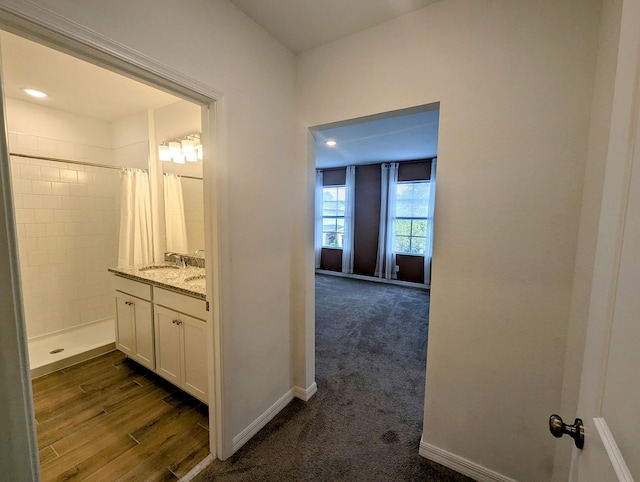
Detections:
[311, 103, 439, 467]
[0, 17, 222, 478]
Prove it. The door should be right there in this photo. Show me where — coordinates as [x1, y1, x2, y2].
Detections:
[566, 1, 639, 479]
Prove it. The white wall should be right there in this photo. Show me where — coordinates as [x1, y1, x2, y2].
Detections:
[296, 1, 601, 480]
[110, 110, 149, 169]
[6, 98, 120, 338]
[0, 0, 297, 458]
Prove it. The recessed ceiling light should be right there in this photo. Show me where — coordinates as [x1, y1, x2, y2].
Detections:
[325, 140, 337, 147]
[23, 88, 48, 98]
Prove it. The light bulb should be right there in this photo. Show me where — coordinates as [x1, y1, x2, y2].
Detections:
[158, 145, 171, 161]
[173, 153, 185, 164]
[168, 141, 181, 157]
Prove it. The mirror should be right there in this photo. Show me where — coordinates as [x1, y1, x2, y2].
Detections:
[152, 100, 205, 257]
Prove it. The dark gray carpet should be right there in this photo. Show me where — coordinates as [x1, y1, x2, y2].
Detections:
[192, 274, 471, 481]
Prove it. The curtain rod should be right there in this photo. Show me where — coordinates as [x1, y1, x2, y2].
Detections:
[10, 152, 142, 172]
[11, 153, 204, 180]
[163, 172, 203, 181]
[318, 157, 436, 171]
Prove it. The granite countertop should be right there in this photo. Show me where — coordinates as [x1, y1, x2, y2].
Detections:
[108, 263, 206, 300]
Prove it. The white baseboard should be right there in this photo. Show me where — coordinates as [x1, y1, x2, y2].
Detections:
[178, 453, 214, 482]
[293, 382, 317, 401]
[419, 438, 517, 482]
[231, 382, 318, 454]
[232, 389, 295, 453]
[316, 269, 429, 290]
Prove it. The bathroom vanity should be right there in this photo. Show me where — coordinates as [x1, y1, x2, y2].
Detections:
[109, 263, 208, 403]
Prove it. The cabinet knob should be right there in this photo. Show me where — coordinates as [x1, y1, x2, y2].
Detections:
[125, 301, 133, 306]
[172, 319, 182, 325]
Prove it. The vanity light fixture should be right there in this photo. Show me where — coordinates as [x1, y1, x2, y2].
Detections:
[325, 140, 337, 147]
[158, 133, 202, 164]
[23, 88, 47, 98]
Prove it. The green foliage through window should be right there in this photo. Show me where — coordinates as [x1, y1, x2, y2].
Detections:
[394, 181, 430, 254]
[322, 186, 346, 248]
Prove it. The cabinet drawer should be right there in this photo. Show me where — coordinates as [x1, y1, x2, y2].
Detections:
[154, 287, 207, 320]
[114, 275, 152, 300]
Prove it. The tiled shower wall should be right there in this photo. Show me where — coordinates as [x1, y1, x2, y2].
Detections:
[10, 133, 121, 339]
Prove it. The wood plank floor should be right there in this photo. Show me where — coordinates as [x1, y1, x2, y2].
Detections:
[32, 350, 209, 481]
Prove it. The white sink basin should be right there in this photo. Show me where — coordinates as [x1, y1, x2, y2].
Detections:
[184, 275, 206, 287]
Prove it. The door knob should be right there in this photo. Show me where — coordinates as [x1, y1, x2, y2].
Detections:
[549, 414, 584, 449]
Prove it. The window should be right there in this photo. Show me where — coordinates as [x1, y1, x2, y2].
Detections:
[394, 181, 430, 254]
[322, 186, 346, 248]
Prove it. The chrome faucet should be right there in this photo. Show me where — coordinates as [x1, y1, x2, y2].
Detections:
[166, 252, 186, 268]
[194, 249, 205, 257]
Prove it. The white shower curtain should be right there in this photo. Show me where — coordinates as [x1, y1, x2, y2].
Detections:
[315, 170, 324, 269]
[118, 169, 153, 266]
[342, 165, 356, 274]
[164, 173, 189, 255]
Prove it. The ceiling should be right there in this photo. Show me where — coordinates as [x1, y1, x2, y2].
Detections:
[0, 31, 180, 122]
[230, 0, 439, 54]
[0, 8, 439, 165]
[315, 108, 439, 169]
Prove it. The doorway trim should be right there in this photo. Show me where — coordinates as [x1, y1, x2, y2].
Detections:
[0, 1, 228, 464]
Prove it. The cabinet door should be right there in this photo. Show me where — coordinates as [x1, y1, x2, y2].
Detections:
[132, 298, 154, 370]
[115, 293, 135, 357]
[154, 305, 182, 386]
[115, 293, 154, 370]
[182, 314, 208, 402]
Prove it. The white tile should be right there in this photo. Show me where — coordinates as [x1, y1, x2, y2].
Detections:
[18, 237, 38, 252]
[51, 182, 69, 196]
[22, 194, 43, 209]
[62, 197, 80, 210]
[77, 171, 94, 184]
[38, 264, 58, 279]
[37, 237, 53, 252]
[34, 209, 55, 224]
[64, 223, 82, 236]
[49, 250, 67, 264]
[16, 134, 39, 151]
[57, 141, 76, 160]
[38, 137, 58, 157]
[8, 132, 18, 149]
[20, 164, 41, 180]
[54, 210, 70, 224]
[28, 251, 49, 267]
[12, 179, 32, 194]
[12, 194, 23, 209]
[48, 196, 64, 209]
[61, 169, 78, 183]
[25, 224, 47, 238]
[20, 265, 40, 282]
[68, 183, 86, 197]
[32, 181, 52, 195]
[79, 197, 96, 209]
[41, 166, 61, 182]
[45, 223, 65, 237]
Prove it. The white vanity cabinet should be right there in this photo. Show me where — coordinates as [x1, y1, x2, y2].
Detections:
[153, 287, 208, 403]
[114, 277, 155, 370]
